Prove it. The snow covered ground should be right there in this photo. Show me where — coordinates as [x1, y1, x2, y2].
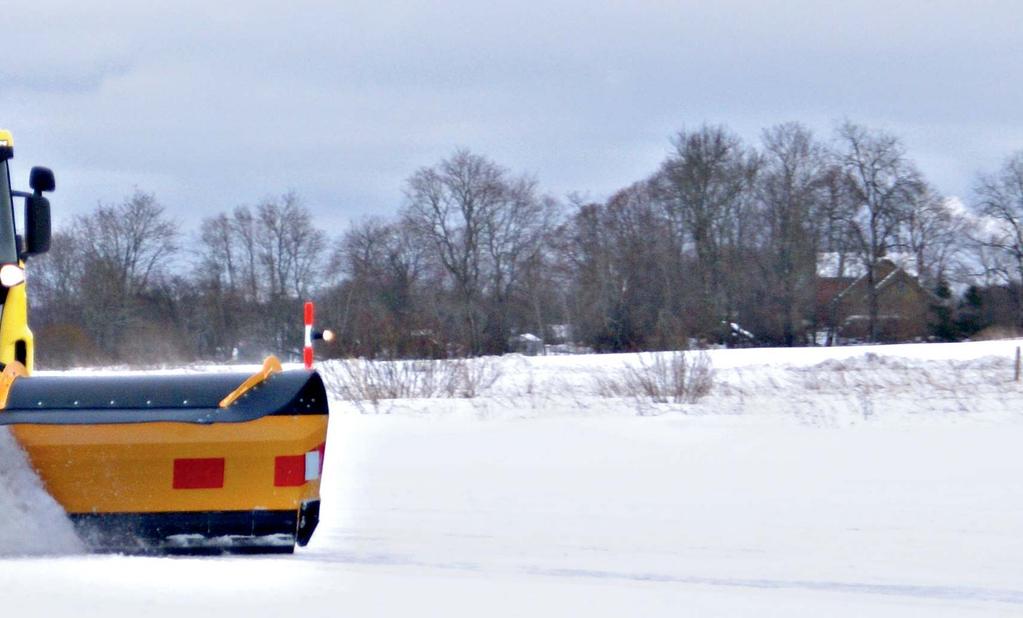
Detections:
[2, 340, 1023, 616]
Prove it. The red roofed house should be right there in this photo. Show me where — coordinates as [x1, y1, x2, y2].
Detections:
[817, 257, 937, 344]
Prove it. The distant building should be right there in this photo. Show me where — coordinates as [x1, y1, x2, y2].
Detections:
[508, 333, 544, 356]
[817, 258, 938, 344]
[546, 324, 573, 344]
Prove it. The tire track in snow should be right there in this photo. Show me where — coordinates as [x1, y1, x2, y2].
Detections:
[529, 567, 1023, 606]
[299, 550, 1023, 606]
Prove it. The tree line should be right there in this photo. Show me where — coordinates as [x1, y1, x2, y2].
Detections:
[26, 121, 1023, 366]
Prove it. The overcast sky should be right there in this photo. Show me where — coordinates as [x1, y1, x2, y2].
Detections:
[3, 1, 1022, 232]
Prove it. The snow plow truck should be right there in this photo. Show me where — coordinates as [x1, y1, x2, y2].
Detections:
[0, 130, 329, 554]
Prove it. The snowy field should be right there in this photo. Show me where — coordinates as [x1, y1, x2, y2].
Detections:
[2, 340, 1023, 616]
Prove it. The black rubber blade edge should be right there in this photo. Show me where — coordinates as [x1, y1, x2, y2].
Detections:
[0, 370, 328, 425]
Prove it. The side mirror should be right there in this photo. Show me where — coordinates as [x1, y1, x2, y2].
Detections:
[23, 195, 51, 256]
[29, 166, 55, 195]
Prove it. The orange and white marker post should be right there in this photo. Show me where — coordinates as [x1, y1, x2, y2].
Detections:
[304, 301, 315, 369]
[303, 301, 335, 370]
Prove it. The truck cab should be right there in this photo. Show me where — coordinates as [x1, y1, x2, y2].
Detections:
[0, 129, 53, 371]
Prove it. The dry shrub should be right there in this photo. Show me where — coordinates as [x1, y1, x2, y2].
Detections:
[597, 351, 714, 405]
[972, 325, 1023, 340]
[456, 357, 504, 398]
[321, 357, 502, 411]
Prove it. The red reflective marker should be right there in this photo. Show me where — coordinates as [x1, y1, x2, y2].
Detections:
[173, 458, 225, 489]
[275, 454, 306, 487]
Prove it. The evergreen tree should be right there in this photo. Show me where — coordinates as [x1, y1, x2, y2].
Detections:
[929, 278, 957, 341]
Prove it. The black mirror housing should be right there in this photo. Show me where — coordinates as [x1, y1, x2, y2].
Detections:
[23, 195, 51, 256]
[29, 166, 55, 194]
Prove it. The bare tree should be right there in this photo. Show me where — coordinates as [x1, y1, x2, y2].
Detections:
[30, 230, 83, 314]
[403, 150, 552, 354]
[557, 200, 623, 349]
[197, 213, 239, 293]
[479, 176, 557, 350]
[901, 188, 968, 288]
[192, 193, 327, 357]
[832, 122, 924, 341]
[757, 122, 829, 345]
[64, 191, 180, 357]
[194, 212, 251, 358]
[404, 151, 496, 354]
[256, 191, 326, 300]
[231, 205, 262, 302]
[652, 125, 758, 338]
[327, 217, 430, 357]
[556, 182, 686, 351]
[972, 151, 1023, 324]
[28, 230, 90, 366]
[75, 190, 179, 297]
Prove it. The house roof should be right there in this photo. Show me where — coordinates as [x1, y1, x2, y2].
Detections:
[817, 251, 919, 278]
[819, 258, 937, 309]
[817, 277, 855, 307]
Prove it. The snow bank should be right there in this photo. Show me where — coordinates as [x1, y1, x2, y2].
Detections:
[319, 338, 1023, 424]
[0, 428, 83, 555]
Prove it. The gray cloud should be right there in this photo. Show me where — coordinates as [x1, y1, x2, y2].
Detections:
[3, 0, 1022, 232]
